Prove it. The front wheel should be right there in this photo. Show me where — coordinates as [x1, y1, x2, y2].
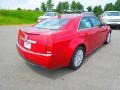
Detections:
[69, 46, 85, 70]
[105, 32, 111, 44]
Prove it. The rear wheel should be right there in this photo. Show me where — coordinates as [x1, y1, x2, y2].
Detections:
[69, 46, 85, 70]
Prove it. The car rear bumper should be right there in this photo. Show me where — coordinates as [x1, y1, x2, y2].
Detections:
[16, 42, 55, 69]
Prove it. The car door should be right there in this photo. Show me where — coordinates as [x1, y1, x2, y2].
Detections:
[90, 16, 107, 46]
[78, 17, 98, 54]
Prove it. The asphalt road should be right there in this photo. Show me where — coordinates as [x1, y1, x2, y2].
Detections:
[0, 26, 120, 90]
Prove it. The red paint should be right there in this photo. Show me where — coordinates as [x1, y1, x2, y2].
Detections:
[17, 14, 111, 69]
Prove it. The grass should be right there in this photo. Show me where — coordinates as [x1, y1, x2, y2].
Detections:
[0, 10, 44, 25]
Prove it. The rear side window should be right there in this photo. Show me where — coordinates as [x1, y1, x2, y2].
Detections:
[79, 17, 92, 29]
[90, 17, 101, 27]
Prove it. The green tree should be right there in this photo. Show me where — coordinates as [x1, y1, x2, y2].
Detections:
[63, 1, 69, 11]
[71, 1, 77, 12]
[56, 2, 63, 13]
[76, 2, 83, 12]
[115, 0, 120, 11]
[41, 2, 46, 12]
[104, 3, 115, 11]
[56, 1, 69, 13]
[87, 6, 92, 11]
[17, 8, 22, 10]
[46, 0, 54, 11]
[93, 5, 103, 16]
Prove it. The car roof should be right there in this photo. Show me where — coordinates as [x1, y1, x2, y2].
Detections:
[53, 14, 94, 19]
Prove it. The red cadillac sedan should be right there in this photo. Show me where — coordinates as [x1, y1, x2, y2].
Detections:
[17, 14, 111, 70]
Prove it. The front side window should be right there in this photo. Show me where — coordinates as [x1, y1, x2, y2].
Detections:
[90, 17, 101, 27]
[34, 18, 69, 30]
[79, 17, 92, 29]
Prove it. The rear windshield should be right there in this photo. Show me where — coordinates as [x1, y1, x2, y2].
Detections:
[105, 12, 120, 16]
[34, 18, 69, 30]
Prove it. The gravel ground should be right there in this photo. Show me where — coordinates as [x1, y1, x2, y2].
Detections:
[0, 26, 120, 90]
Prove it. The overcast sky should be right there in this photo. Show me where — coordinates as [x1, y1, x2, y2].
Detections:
[0, 0, 117, 10]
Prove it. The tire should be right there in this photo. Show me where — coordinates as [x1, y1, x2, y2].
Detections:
[105, 32, 111, 44]
[69, 46, 85, 70]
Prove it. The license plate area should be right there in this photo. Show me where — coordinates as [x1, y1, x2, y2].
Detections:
[24, 41, 31, 49]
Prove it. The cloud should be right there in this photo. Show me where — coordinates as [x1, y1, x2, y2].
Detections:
[80, 0, 116, 8]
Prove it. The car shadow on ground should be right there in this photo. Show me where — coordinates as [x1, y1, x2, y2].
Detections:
[25, 61, 75, 79]
[25, 44, 106, 80]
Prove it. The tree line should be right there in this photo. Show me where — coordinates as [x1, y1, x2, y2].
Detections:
[40, 0, 120, 16]
[41, 0, 84, 13]
[17, 0, 120, 16]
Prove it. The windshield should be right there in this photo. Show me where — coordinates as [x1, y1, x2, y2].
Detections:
[34, 18, 70, 30]
[44, 12, 55, 16]
[105, 12, 120, 16]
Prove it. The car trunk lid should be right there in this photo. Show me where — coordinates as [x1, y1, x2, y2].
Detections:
[18, 27, 55, 53]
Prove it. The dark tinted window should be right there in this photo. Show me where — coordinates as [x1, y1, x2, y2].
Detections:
[90, 17, 101, 27]
[79, 17, 92, 29]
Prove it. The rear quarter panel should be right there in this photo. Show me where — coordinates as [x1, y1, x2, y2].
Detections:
[51, 17, 86, 68]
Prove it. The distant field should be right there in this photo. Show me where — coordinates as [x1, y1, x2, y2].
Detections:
[0, 10, 44, 25]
